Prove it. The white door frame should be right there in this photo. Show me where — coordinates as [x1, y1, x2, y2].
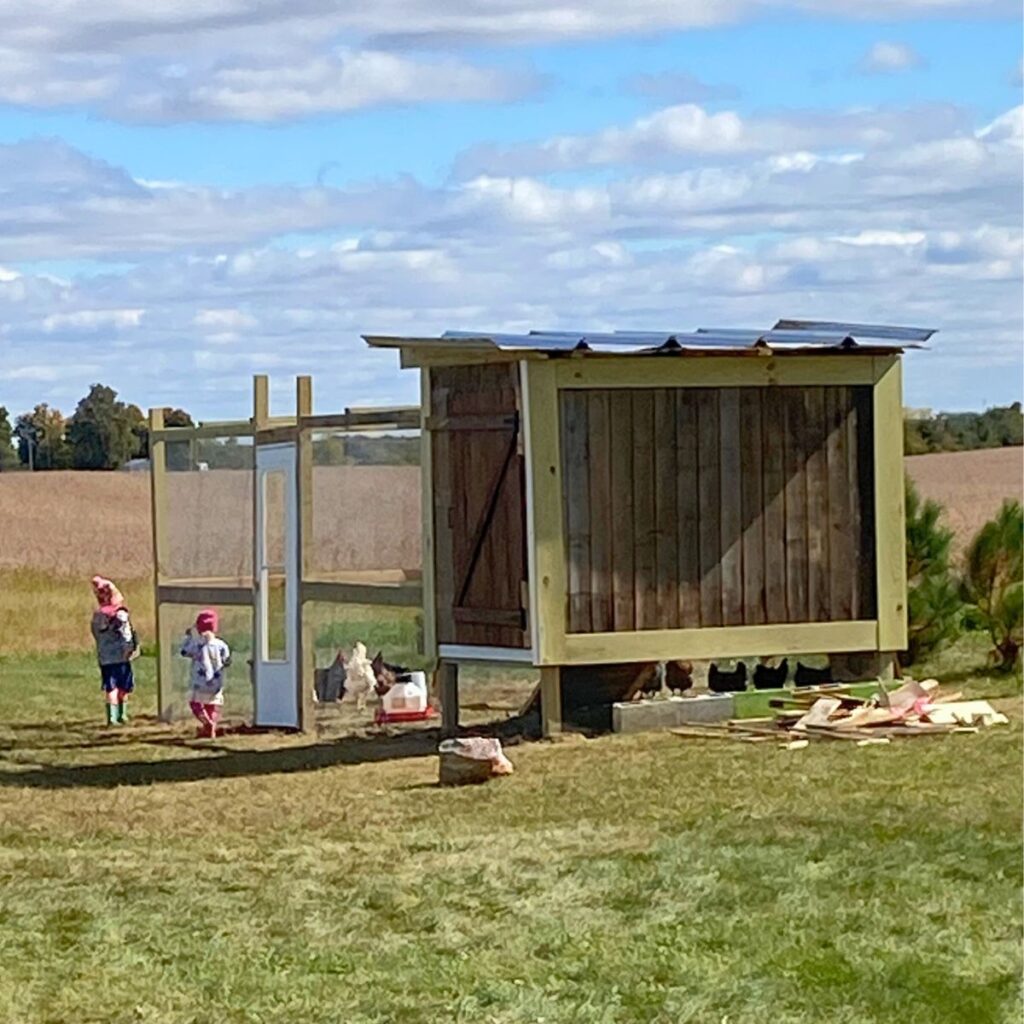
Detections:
[254, 442, 299, 728]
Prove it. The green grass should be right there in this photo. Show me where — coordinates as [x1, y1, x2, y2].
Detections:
[0, 641, 1020, 1023]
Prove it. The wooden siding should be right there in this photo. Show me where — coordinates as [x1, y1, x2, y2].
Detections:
[431, 364, 529, 648]
[561, 385, 876, 633]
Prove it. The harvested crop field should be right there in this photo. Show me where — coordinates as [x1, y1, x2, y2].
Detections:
[0, 448, 1018, 580]
[906, 447, 1022, 553]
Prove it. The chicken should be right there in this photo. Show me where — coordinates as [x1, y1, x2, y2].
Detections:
[665, 660, 694, 695]
[794, 662, 832, 688]
[752, 658, 789, 691]
[371, 651, 409, 697]
[708, 661, 748, 693]
[323, 649, 347, 702]
[343, 642, 378, 711]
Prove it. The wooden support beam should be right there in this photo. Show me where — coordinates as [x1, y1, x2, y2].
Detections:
[296, 374, 314, 733]
[419, 368, 438, 669]
[558, 620, 878, 667]
[157, 584, 253, 606]
[149, 407, 172, 719]
[522, 360, 566, 665]
[555, 355, 879, 390]
[157, 600, 176, 723]
[873, 357, 908, 652]
[439, 661, 459, 738]
[540, 666, 562, 737]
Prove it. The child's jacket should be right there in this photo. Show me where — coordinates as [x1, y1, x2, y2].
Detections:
[180, 634, 231, 705]
[91, 608, 136, 666]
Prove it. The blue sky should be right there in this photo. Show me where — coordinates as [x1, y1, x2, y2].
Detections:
[0, 1, 1020, 420]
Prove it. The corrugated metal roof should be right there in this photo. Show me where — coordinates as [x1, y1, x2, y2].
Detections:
[364, 319, 935, 355]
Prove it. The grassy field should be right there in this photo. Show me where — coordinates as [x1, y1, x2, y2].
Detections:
[0, 638, 1020, 1024]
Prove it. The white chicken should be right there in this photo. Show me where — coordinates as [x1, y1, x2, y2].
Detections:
[343, 641, 378, 711]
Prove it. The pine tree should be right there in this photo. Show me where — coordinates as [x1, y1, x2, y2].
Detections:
[961, 500, 1023, 672]
[904, 480, 962, 665]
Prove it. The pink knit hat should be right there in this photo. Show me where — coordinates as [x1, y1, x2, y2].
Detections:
[92, 576, 124, 609]
[196, 608, 219, 633]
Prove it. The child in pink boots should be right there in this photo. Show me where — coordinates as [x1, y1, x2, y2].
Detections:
[180, 608, 231, 738]
[90, 576, 139, 726]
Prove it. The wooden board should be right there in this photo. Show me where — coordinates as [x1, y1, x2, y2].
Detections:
[697, 389, 722, 627]
[654, 390, 679, 629]
[718, 388, 743, 626]
[632, 391, 657, 629]
[783, 388, 809, 622]
[676, 390, 701, 628]
[804, 387, 830, 622]
[587, 391, 614, 633]
[609, 391, 635, 632]
[740, 388, 765, 625]
[562, 390, 592, 633]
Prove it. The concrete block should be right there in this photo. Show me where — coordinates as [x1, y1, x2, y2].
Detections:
[612, 694, 735, 734]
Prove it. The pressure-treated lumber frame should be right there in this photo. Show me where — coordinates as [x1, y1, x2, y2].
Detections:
[517, 353, 907, 667]
[149, 376, 425, 729]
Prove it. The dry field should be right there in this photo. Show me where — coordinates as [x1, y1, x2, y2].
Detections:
[0, 450, 1018, 583]
[0, 465, 421, 580]
[906, 447, 1023, 553]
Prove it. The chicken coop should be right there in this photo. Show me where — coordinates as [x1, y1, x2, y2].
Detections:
[148, 376, 423, 731]
[364, 319, 932, 736]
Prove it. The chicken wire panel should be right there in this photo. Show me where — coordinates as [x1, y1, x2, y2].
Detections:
[164, 437, 254, 583]
[308, 431, 421, 579]
[160, 604, 254, 722]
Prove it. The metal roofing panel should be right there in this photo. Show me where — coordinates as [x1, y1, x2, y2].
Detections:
[366, 318, 934, 355]
[772, 319, 935, 342]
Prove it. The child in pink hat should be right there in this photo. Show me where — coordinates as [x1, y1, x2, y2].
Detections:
[89, 576, 139, 726]
[179, 608, 231, 738]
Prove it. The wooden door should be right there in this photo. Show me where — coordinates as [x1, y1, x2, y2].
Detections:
[431, 364, 529, 649]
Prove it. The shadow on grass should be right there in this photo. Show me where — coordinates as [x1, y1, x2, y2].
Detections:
[0, 730, 444, 789]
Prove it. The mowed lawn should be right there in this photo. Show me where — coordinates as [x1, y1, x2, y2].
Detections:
[0, 648, 1020, 1024]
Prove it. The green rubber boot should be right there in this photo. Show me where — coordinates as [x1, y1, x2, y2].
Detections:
[115, 702, 128, 724]
[105, 703, 117, 726]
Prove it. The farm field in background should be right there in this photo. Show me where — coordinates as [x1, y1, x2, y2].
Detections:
[0, 639, 1019, 1024]
[0, 449, 1018, 653]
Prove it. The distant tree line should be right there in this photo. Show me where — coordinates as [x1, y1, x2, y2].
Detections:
[1, 386, 1018, 471]
[904, 402, 1022, 455]
[0, 383, 419, 471]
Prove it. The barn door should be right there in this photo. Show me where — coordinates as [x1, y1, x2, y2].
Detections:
[431, 365, 529, 649]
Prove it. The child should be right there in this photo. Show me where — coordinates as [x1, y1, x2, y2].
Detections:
[90, 576, 138, 726]
[180, 609, 231, 738]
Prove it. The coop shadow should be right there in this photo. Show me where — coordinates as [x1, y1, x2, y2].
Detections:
[0, 729, 445, 790]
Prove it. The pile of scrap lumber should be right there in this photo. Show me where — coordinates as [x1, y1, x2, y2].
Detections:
[672, 679, 1009, 748]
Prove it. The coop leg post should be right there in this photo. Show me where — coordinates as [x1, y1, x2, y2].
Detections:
[540, 666, 562, 737]
[440, 661, 460, 738]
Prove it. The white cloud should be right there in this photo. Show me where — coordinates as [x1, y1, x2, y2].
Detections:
[0, 102, 1019, 417]
[857, 41, 926, 74]
[455, 102, 969, 175]
[42, 309, 145, 332]
[113, 50, 541, 123]
[194, 308, 257, 329]
[0, 1, 1011, 121]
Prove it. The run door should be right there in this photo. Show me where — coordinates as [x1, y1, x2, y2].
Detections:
[254, 442, 299, 727]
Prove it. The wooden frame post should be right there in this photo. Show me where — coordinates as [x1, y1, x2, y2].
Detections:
[296, 375, 314, 732]
[419, 367, 438, 669]
[539, 666, 562, 737]
[873, 357, 908, 653]
[521, 360, 567, 665]
[439, 660, 459, 737]
[251, 375, 269, 723]
[149, 406, 175, 722]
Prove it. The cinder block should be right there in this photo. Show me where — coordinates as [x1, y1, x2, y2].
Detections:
[612, 694, 735, 734]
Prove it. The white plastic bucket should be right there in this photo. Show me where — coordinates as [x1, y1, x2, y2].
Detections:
[383, 671, 428, 714]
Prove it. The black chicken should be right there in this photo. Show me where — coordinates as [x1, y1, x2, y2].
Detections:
[708, 661, 747, 693]
[794, 662, 832, 688]
[752, 658, 788, 690]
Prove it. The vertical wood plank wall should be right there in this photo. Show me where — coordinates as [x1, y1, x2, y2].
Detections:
[560, 385, 876, 633]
